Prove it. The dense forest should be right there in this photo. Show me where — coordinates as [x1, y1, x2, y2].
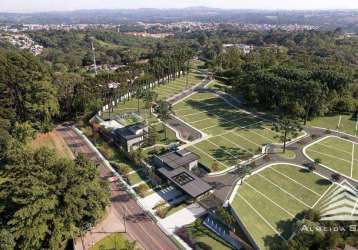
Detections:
[202, 29, 358, 121]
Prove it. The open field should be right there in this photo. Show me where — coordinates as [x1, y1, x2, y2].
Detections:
[305, 136, 358, 180]
[206, 79, 232, 92]
[308, 114, 357, 137]
[173, 92, 284, 171]
[154, 72, 204, 100]
[31, 131, 74, 159]
[182, 220, 232, 250]
[90, 233, 127, 250]
[231, 164, 333, 249]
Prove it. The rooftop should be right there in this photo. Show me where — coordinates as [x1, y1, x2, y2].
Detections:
[158, 167, 212, 198]
[112, 122, 147, 141]
[156, 149, 199, 169]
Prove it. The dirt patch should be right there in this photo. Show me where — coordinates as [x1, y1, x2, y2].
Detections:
[31, 130, 74, 159]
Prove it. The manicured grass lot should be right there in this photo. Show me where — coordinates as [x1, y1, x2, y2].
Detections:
[90, 233, 126, 250]
[154, 73, 203, 100]
[231, 164, 333, 249]
[305, 136, 358, 180]
[127, 171, 147, 186]
[183, 220, 232, 250]
[174, 92, 282, 171]
[308, 114, 357, 137]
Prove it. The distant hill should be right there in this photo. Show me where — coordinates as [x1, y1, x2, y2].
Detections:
[0, 8, 358, 31]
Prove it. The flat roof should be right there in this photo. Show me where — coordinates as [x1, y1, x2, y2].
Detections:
[157, 149, 199, 169]
[158, 167, 212, 198]
[112, 122, 147, 141]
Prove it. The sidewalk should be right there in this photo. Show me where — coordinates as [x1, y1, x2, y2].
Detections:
[75, 207, 127, 250]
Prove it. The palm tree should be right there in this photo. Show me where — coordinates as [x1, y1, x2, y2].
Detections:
[134, 87, 145, 113]
[156, 100, 174, 142]
[143, 90, 158, 117]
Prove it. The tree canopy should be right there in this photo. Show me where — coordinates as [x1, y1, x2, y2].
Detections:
[0, 146, 110, 250]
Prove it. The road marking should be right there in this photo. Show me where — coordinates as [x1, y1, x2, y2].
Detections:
[239, 195, 287, 241]
[257, 174, 311, 208]
[245, 182, 295, 217]
[270, 168, 321, 196]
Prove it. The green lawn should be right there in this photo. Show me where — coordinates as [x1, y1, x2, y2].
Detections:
[273, 148, 296, 159]
[126, 171, 147, 186]
[154, 72, 203, 100]
[308, 114, 357, 137]
[183, 220, 233, 250]
[90, 233, 127, 250]
[206, 80, 232, 92]
[153, 123, 178, 144]
[305, 136, 357, 180]
[174, 92, 282, 171]
[231, 164, 332, 249]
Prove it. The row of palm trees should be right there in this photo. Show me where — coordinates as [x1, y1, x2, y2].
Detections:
[99, 47, 195, 120]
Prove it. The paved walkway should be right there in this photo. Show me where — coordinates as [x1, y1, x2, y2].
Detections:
[75, 207, 127, 250]
[158, 203, 206, 234]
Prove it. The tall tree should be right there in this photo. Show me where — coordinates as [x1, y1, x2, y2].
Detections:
[0, 50, 59, 131]
[143, 90, 158, 117]
[156, 101, 174, 141]
[0, 147, 110, 249]
[272, 118, 302, 153]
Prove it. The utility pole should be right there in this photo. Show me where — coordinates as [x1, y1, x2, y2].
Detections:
[90, 37, 97, 75]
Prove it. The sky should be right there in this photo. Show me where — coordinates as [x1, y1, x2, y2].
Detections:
[1, 0, 358, 13]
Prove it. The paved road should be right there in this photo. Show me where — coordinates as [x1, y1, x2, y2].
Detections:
[56, 125, 177, 250]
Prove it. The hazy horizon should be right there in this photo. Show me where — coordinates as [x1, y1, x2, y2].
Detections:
[1, 0, 358, 13]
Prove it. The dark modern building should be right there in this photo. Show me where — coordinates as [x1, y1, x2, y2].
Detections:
[112, 123, 148, 152]
[154, 149, 212, 199]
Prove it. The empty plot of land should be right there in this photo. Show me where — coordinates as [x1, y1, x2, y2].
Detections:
[154, 73, 203, 100]
[305, 136, 358, 180]
[308, 114, 357, 137]
[231, 164, 332, 249]
[31, 130, 74, 159]
[174, 92, 280, 171]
